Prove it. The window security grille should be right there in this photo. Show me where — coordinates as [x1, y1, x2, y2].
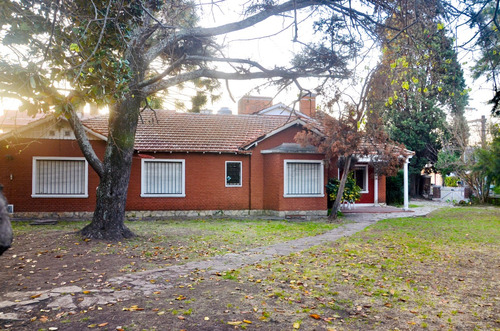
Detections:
[226, 162, 242, 186]
[285, 162, 322, 196]
[142, 160, 184, 196]
[34, 159, 86, 196]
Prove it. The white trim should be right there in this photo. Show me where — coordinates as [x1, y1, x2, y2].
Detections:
[140, 159, 186, 197]
[403, 156, 413, 211]
[0, 115, 107, 142]
[32, 157, 89, 198]
[225, 161, 242, 187]
[354, 164, 369, 194]
[374, 174, 379, 206]
[283, 159, 324, 198]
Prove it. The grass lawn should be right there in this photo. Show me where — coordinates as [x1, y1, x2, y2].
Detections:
[232, 207, 500, 330]
[1, 207, 499, 330]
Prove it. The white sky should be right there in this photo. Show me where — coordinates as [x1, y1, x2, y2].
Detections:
[197, 1, 494, 123]
[0, 0, 495, 122]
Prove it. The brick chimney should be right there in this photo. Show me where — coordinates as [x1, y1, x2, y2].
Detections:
[299, 94, 316, 117]
[238, 96, 273, 115]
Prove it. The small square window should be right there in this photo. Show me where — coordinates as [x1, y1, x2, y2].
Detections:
[226, 161, 242, 187]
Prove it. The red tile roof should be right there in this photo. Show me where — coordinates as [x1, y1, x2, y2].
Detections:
[82, 111, 302, 153]
[0, 110, 45, 133]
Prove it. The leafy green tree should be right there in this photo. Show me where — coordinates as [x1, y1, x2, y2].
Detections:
[469, 0, 500, 116]
[474, 125, 500, 192]
[368, 0, 469, 195]
[436, 120, 499, 203]
[0, 0, 397, 239]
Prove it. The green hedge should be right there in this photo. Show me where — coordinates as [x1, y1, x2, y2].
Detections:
[386, 170, 404, 205]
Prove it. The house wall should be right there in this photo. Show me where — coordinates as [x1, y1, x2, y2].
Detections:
[0, 138, 105, 212]
[262, 152, 326, 211]
[253, 124, 326, 212]
[126, 153, 251, 211]
[1, 123, 328, 215]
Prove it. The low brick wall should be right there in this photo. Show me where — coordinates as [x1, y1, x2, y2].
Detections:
[12, 209, 328, 220]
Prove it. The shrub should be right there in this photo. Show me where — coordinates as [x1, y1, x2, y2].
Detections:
[386, 170, 404, 205]
[326, 177, 361, 203]
[444, 176, 459, 187]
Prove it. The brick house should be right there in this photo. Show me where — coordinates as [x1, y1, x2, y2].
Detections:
[0, 96, 410, 217]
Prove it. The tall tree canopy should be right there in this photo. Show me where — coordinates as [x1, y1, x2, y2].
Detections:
[367, 0, 469, 195]
[468, 0, 500, 116]
[0, 0, 404, 239]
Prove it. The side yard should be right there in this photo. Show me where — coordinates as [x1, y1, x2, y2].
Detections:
[0, 207, 499, 330]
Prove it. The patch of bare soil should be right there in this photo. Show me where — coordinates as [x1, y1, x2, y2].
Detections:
[0, 228, 200, 294]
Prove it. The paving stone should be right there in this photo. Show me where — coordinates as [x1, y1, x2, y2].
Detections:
[78, 297, 98, 308]
[3, 290, 49, 300]
[47, 296, 76, 310]
[0, 301, 16, 309]
[96, 296, 116, 305]
[0, 312, 22, 321]
[111, 290, 134, 301]
[50, 286, 82, 294]
[15, 299, 40, 306]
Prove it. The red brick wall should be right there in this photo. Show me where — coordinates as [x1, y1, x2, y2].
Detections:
[249, 126, 302, 210]
[1, 124, 328, 213]
[254, 127, 327, 211]
[299, 95, 316, 117]
[126, 153, 250, 211]
[237, 96, 273, 115]
[262, 153, 281, 210]
[264, 153, 327, 211]
[0, 138, 105, 212]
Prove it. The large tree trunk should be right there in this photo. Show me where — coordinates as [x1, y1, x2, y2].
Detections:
[329, 155, 352, 221]
[0, 185, 13, 255]
[80, 95, 141, 240]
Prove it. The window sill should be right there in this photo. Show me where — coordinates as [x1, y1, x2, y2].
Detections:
[283, 194, 324, 198]
[140, 194, 186, 198]
[31, 194, 89, 198]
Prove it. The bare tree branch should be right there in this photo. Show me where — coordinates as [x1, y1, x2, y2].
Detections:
[136, 54, 187, 89]
[143, 67, 341, 95]
[145, 0, 319, 63]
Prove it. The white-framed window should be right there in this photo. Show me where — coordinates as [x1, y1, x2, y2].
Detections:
[284, 160, 324, 197]
[225, 161, 242, 187]
[141, 159, 185, 197]
[354, 164, 369, 193]
[32, 157, 88, 198]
